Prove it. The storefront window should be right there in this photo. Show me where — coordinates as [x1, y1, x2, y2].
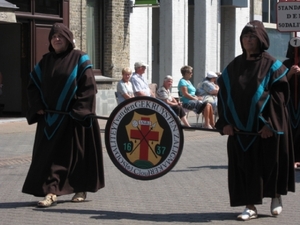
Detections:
[86, 0, 102, 71]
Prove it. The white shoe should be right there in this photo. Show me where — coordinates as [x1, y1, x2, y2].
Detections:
[271, 196, 283, 216]
[37, 194, 57, 207]
[203, 124, 213, 129]
[237, 208, 258, 221]
[71, 192, 87, 202]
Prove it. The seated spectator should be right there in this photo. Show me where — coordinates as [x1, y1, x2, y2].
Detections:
[130, 61, 155, 97]
[178, 65, 215, 129]
[116, 67, 134, 104]
[156, 75, 191, 127]
[196, 71, 219, 113]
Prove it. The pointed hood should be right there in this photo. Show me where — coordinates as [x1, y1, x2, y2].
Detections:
[240, 20, 269, 54]
[48, 23, 75, 52]
[285, 41, 300, 60]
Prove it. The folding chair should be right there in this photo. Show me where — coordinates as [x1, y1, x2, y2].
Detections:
[200, 97, 218, 126]
[148, 83, 157, 97]
[115, 91, 119, 104]
[178, 91, 201, 126]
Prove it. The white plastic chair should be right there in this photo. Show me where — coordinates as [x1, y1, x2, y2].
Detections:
[178, 91, 201, 126]
[148, 83, 157, 97]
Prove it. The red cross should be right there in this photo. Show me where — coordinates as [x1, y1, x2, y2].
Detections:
[130, 117, 159, 161]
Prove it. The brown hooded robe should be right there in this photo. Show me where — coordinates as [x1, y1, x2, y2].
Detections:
[215, 21, 295, 207]
[283, 43, 300, 163]
[22, 23, 105, 197]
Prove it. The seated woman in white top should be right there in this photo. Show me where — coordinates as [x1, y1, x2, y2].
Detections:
[116, 67, 134, 104]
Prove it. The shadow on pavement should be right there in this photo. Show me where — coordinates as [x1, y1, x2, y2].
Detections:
[296, 170, 300, 183]
[0, 201, 277, 223]
[0, 201, 36, 208]
[32, 208, 242, 223]
[170, 165, 228, 173]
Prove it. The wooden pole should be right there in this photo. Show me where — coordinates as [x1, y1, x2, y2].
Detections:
[295, 32, 299, 110]
[45, 109, 261, 135]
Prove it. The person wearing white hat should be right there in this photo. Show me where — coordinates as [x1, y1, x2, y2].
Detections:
[196, 71, 219, 113]
[130, 61, 155, 97]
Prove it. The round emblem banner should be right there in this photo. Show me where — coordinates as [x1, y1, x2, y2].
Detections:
[105, 96, 184, 180]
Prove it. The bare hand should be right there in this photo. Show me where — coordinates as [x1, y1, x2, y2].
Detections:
[223, 125, 234, 136]
[291, 65, 300, 75]
[37, 109, 45, 115]
[258, 125, 273, 139]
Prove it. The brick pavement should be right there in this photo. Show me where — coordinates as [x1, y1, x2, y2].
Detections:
[0, 116, 300, 225]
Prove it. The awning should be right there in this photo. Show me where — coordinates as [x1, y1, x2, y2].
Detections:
[0, 0, 18, 23]
[134, 0, 159, 6]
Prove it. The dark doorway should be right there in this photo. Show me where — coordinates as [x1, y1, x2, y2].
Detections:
[0, 23, 22, 116]
[2, 0, 69, 116]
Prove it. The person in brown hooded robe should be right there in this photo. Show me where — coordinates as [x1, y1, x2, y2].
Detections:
[215, 21, 295, 221]
[22, 23, 105, 207]
[283, 42, 300, 168]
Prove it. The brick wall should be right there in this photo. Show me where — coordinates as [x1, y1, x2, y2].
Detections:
[69, 0, 85, 51]
[69, 0, 131, 115]
[103, 0, 131, 79]
[69, 0, 131, 79]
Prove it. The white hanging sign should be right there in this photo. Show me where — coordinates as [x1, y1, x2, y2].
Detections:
[277, 1, 300, 32]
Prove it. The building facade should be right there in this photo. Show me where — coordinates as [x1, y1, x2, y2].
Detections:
[0, 0, 298, 116]
[130, 0, 296, 96]
[0, 0, 132, 116]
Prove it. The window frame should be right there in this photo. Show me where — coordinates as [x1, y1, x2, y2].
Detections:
[85, 0, 104, 75]
[7, 0, 62, 16]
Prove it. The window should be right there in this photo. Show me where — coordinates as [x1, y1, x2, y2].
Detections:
[266, 29, 290, 62]
[86, 0, 103, 72]
[262, 0, 277, 23]
[7, 0, 30, 11]
[7, 0, 61, 15]
[35, 0, 60, 15]
[262, 0, 291, 62]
